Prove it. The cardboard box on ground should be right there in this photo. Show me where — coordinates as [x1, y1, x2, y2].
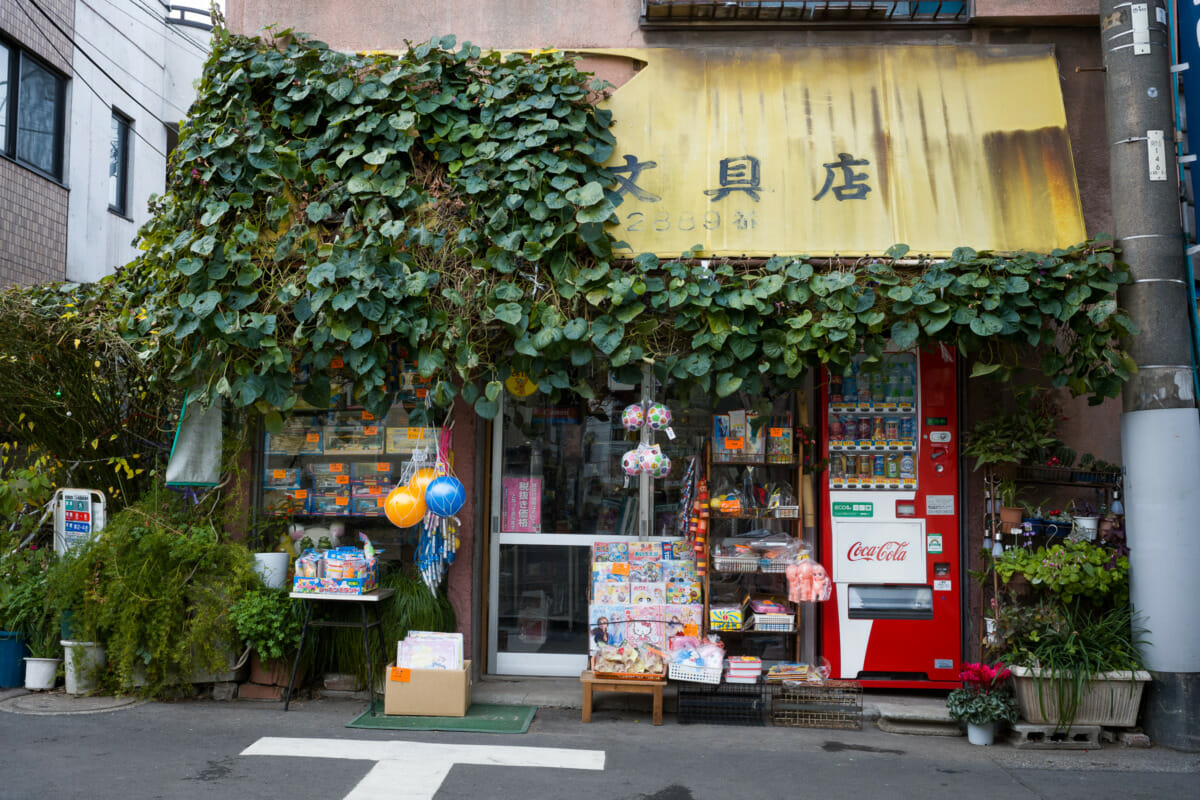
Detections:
[384, 660, 473, 716]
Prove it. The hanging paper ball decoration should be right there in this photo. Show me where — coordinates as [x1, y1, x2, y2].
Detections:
[652, 455, 672, 479]
[408, 467, 441, 497]
[645, 403, 673, 430]
[385, 486, 426, 528]
[639, 444, 666, 475]
[621, 449, 644, 476]
[621, 403, 645, 431]
[425, 475, 466, 517]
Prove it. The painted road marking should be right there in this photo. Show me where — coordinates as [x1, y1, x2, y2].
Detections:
[241, 738, 606, 800]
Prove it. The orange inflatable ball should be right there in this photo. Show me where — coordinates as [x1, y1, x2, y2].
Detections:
[408, 467, 441, 497]
[385, 486, 426, 528]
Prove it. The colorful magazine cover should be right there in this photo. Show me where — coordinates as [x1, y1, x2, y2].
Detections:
[622, 604, 665, 648]
[666, 581, 702, 604]
[396, 631, 463, 670]
[629, 582, 666, 605]
[592, 541, 630, 563]
[665, 604, 703, 639]
[589, 604, 625, 653]
[593, 581, 630, 605]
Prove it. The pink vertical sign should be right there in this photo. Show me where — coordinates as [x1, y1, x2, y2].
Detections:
[502, 477, 542, 532]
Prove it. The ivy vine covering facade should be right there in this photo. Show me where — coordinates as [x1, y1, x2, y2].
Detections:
[120, 28, 1137, 426]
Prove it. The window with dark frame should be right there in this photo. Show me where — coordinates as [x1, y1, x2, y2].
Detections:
[0, 37, 67, 181]
[109, 110, 131, 215]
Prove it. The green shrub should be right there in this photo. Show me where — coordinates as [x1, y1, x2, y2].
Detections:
[229, 587, 304, 662]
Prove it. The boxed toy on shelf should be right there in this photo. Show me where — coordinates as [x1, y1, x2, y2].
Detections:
[291, 543, 379, 594]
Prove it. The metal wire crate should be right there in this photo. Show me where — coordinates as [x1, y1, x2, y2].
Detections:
[677, 682, 769, 726]
[770, 680, 863, 729]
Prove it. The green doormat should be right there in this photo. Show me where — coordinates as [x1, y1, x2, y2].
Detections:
[347, 701, 536, 734]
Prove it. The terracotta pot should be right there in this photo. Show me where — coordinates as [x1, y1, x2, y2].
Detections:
[248, 651, 299, 686]
[998, 506, 1024, 528]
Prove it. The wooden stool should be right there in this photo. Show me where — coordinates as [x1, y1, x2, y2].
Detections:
[580, 671, 664, 725]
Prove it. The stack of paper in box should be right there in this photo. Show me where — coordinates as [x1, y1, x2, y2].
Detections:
[765, 662, 810, 682]
[397, 631, 463, 670]
[725, 655, 762, 684]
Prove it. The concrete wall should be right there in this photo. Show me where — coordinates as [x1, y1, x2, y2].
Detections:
[0, 0, 73, 286]
[65, 0, 210, 284]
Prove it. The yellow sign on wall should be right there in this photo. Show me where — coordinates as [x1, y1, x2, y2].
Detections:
[596, 46, 1085, 257]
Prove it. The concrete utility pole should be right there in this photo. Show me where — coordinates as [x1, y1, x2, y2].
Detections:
[1100, 0, 1200, 752]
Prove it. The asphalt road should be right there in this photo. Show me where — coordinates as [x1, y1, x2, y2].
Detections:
[1, 695, 1197, 800]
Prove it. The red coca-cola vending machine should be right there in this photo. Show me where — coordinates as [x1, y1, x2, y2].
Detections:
[818, 347, 963, 689]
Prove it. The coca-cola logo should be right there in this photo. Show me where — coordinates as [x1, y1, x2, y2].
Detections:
[847, 540, 910, 562]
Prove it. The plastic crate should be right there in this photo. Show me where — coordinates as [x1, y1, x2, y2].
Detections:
[770, 680, 863, 729]
[669, 663, 722, 684]
[752, 613, 795, 632]
[678, 683, 769, 726]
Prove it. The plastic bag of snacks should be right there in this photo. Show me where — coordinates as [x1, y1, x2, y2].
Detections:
[592, 643, 666, 676]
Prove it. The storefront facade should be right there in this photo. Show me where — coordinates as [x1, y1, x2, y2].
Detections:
[228, 0, 1120, 678]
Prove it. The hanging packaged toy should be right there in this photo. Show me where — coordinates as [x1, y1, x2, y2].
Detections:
[645, 403, 676, 440]
[621, 403, 645, 431]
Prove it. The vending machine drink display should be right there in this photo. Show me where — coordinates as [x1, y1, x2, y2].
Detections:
[819, 348, 961, 689]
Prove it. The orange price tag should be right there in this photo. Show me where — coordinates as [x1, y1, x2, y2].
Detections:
[769, 427, 785, 437]
[331, 357, 345, 369]
[406, 428, 423, 439]
[376, 462, 390, 472]
[376, 498, 385, 507]
[361, 411, 374, 421]
[416, 389, 428, 398]
[329, 463, 344, 473]
[390, 667, 411, 683]
[364, 426, 378, 435]
[306, 433, 320, 443]
[720, 499, 742, 515]
[611, 562, 631, 576]
[724, 437, 744, 450]
[272, 469, 286, 480]
[336, 475, 349, 485]
[293, 489, 308, 499]
[368, 486, 381, 495]
[335, 496, 349, 506]
[683, 623, 699, 637]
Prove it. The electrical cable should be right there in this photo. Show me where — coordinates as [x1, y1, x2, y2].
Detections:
[14, 0, 170, 159]
[25, 0, 201, 144]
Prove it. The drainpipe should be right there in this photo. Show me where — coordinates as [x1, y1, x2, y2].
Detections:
[1100, 0, 1200, 751]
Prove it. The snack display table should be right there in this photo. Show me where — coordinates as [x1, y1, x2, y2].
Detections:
[285, 588, 394, 715]
[579, 671, 665, 726]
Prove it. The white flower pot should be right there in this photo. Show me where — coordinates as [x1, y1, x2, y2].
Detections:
[23, 657, 61, 690]
[62, 640, 106, 695]
[966, 721, 996, 745]
[253, 552, 290, 589]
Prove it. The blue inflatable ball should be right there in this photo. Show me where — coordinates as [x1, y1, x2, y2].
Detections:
[425, 475, 466, 517]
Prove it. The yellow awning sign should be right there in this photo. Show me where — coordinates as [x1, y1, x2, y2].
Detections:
[594, 45, 1085, 258]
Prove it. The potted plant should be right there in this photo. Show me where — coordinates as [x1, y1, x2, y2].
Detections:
[0, 544, 62, 689]
[964, 388, 1060, 472]
[946, 661, 1019, 745]
[994, 478, 1024, 529]
[229, 586, 305, 698]
[998, 602, 1149, 730]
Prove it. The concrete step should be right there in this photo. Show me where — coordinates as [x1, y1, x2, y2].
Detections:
[872, 698, 962, 737]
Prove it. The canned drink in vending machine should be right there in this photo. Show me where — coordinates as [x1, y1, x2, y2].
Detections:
[873, 454, 885, 479]
[857, 417, 872, 440]
[872, 416, 885, 441]
[900, 452, 916, 479]
[899, 417, 915, 442]
[829, 415, 844, 439]
[830, 453, 845, 479]
[885, 453, 900, 479]
[857, 454, 873, 479]
[884, 417, 899, 441]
